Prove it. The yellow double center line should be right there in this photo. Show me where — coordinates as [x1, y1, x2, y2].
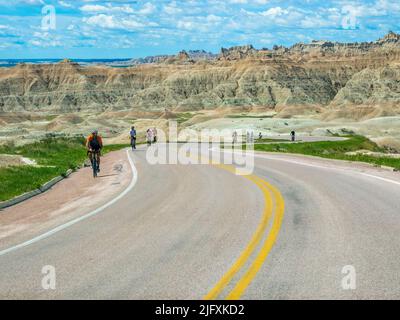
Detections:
[204, 164, 285, 300]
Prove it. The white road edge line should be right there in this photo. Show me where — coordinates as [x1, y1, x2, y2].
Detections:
[0, 150, 138, 257]
[253, 153, 400, 186]
[212, 148, 400, 187]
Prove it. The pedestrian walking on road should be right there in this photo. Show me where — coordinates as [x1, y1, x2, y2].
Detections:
[152, 127, 158, 143]
[290, 130, 296, 142]
[146, 128, 153, 146]
[130, 126, 137, 150]
[232, 130, 238, 144]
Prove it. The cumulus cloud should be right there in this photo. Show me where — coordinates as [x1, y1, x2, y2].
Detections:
[19, 0, 44, 4]
[59, 1, 73, 8]
[163, 1, 182, 15]
[83, 13, 158, 30]
[261, 7, 289, 18]
[138, 2, 156, 15]
[28, 31, 63, 47]
[80, 4, 134, 14]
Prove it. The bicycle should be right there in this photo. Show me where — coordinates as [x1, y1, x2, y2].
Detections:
[88, 150, 100, 178]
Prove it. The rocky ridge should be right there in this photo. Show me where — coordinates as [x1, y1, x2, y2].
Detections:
[0, 33, 400, 114]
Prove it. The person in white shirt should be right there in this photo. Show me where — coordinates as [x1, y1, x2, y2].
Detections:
[146, 128, 153, 146]
[152, 127, 158, 143]
[232, 131, 238, 144]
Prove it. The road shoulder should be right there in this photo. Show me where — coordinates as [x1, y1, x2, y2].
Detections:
[0, 149, 133, 250]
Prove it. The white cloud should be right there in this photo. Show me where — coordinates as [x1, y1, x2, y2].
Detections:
[58, 1, 73, 8]
[84, 14, 146, 30]
[301, 16, 334, 28]
[29, 32, 62, 47]
[177, 20, 194, 30]
[138, 2, 156, 15]
[206, 14, 223, 22]
[28, 39, 62, 47]
[163, 1, 182, 15]
[261, 7, 288, 18]
[80, 5, 107, 13]
[20, 0, 44, 4]
[80, 4, 134, 14]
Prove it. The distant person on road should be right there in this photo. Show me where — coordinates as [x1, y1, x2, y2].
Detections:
[152, 127, 158, 143]
[130, 126, 137, 150]
[259, 132, 263, 140]
[146, 128, 153, 146]
[86, 130, 103, 173]
[290, 130, 296, 142]
[232, 130, 238, 144]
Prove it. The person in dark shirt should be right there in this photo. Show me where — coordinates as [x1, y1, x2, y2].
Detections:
[130, 126, 137, 150]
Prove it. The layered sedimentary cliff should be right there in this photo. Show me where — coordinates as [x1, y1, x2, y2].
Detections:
[1, 33, 400, 114]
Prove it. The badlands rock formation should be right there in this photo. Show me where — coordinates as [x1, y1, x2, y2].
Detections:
[0, 32, 400, 115]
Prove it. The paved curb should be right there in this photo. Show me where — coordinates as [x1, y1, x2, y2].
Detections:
[0, 169, 74, 210]
[381, 165, 399, 172]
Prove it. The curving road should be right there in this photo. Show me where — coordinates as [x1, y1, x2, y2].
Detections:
[0, 144, 399, 299]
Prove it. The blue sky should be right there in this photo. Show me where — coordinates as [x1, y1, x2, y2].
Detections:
[0, 0, 399, 59]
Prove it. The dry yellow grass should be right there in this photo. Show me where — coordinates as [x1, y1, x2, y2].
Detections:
[0, 154, 24, 168]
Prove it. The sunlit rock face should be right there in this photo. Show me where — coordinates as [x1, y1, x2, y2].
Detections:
[1, 32, 400, 113]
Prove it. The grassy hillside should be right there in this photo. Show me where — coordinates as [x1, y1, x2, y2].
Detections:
[254, 135, 400, 170]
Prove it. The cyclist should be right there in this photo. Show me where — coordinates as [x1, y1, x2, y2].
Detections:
[86, 130, 103, 173]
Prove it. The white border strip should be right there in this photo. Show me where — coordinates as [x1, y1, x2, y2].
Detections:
[0, 150, 138, 257]
[213, 147, 400, 187]
[252, 153, 400, 186]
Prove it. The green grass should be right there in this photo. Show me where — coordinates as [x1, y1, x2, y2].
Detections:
[226, 114, 274, 119]
[103, 144, 130, 153]
[253, 135, 400, 170]
[176, 112, 197, 125]
[44, 115, 58, 121]
[256, 138, 288, 143]
[0, 138, 129, 202]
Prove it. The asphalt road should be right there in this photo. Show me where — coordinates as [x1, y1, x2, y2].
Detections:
[0, 144, 399, 299]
